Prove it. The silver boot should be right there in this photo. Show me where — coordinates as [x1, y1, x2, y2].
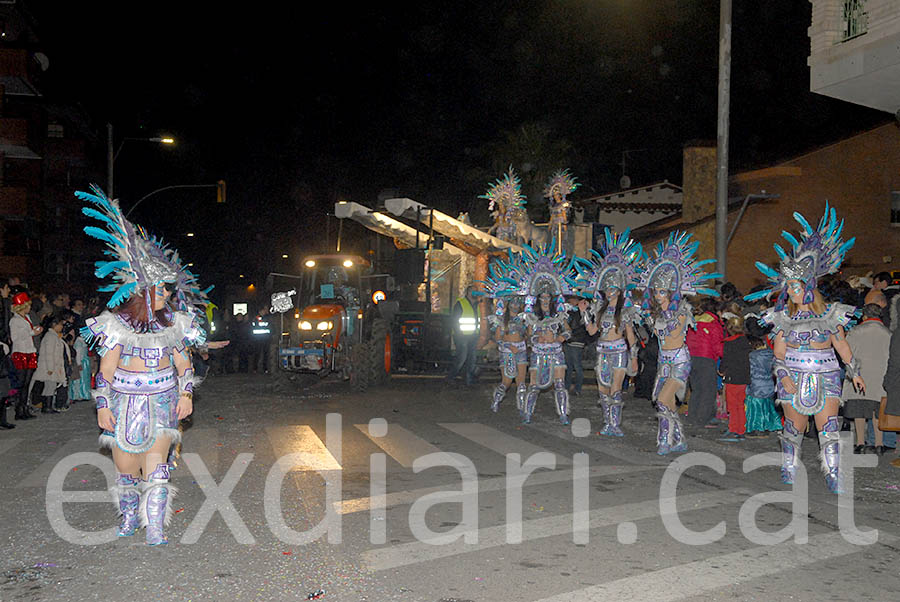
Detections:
[780, 417, 804, 485]
[491, 383, 507, 413]
[818, 415, 841, 494]
[516, 383, 527, 416]
[114, 473, 141, 537]
[523, 386, 540, 424]
[607, 391, 625, 437]
[656, 403, 671, 455]
[554, 379, 569, 425]
[141, 463, 177, 546]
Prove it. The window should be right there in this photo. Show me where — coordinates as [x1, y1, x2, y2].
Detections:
[843, 0, 868, 41]
[891, 191, 900, 227]
[47, 124, 64, 138]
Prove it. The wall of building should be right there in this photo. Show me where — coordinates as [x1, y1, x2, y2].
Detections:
[727, 123, 900, 291]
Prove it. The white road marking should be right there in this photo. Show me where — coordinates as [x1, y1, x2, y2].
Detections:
[336, 464, 662, 514]
[362, 489, 744, 571]
[533, 531, 897, 602]
[439, 423, 572, 465]
[354, 423, 442, 468]
[266, 425, 341, 471]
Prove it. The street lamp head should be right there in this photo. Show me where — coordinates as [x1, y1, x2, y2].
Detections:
[148, 137, 175, 144]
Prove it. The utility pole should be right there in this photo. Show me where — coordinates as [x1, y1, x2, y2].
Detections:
[715, 0, 732, 281]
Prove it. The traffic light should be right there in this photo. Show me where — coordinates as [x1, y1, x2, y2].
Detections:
[216, 180, 226, 203]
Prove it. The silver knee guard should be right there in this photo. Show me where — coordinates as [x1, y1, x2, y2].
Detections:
[114, 473, 141, 537]
[516, 383, 527, 414]
[780, 417, 804, 485]
[491, 383, 508, 413]
[141, 463, 177, 546]
[607, 391, 624, 437]
[554, 379, 569, 424]
[524, 386, 540, 423]
[818, 415, 841, 494]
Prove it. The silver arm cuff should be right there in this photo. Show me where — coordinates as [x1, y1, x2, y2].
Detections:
[93, 372, 111, 410]
[178, 369, 195, 395]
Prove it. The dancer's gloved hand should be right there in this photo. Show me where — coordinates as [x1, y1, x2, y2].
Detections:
[780, 375, 797, 395]
[176, 394, 193, 420]
[97, 408, 116, 431]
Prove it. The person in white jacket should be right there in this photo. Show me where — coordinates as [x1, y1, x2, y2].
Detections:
[32, 315, 71, 414]
[9, 292, 43, 420]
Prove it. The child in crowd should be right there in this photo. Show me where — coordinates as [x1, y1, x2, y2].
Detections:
[719, 308, 750, 440]
[744, 318, 783, 436]
[32, 315, 71, 414]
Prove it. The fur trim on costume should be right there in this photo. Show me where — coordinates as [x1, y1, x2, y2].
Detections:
[139, 483, 178, 528]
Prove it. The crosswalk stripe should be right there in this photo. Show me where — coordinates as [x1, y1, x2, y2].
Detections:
[336, 464, 662, 514]
[438, 423, 572, 465]
[533, 531, 896, 602]
[362, 489, 744, 571]
[16, 435, 99, 489]
[266, 425, 341, 471]
[354, 423, 442, 468]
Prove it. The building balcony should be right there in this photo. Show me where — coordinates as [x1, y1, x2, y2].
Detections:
[808, 0, 900, 113]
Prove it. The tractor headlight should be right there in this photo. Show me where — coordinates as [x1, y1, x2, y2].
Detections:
[299, 321, 312, 330]
[316, 320, 333, 331]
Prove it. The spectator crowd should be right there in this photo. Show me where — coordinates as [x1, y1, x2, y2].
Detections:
[1, 277, 102, 428]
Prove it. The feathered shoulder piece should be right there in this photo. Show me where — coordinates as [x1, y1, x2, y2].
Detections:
[77, 184, 211, 315]
[744, 203, 855, 311]
[575, 227, 646, 300]
[638, 231, 721, 310]
[543, 169, 579, 206]
[759, 302, 858, 342]
[480, 166, 526, 212]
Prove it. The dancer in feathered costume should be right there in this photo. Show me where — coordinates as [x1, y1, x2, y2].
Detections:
[481, 166, 527, 243]
[78, 185, 208, 544]
[545, 169, 579, 241]
[639, 231, 721, 455]
[479, 255, 529, 415]
[744, 204, 863, 493]
[487, 240, 578, 424]
[575, 227, 646, 436]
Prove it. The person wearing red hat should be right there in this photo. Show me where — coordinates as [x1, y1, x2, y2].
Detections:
[9, 291, 43, 420]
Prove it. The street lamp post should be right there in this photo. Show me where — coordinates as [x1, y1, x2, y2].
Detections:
[106, 122, 175, 199]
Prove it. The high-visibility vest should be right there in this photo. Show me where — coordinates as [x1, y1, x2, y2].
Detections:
[457, 297, 478, 333]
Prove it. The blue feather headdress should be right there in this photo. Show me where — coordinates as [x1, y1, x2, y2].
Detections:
[638, 230, 721, 310]
[574, 227, 646, 300]
[478, 239, 577, 316]
[77, 184, 211, 316]
[743, 202, 855, 310]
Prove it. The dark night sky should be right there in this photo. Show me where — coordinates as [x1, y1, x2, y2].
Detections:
[23, 0, 889, 286]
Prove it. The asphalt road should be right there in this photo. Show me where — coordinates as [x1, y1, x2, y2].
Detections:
[2, 372, 899, 601]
